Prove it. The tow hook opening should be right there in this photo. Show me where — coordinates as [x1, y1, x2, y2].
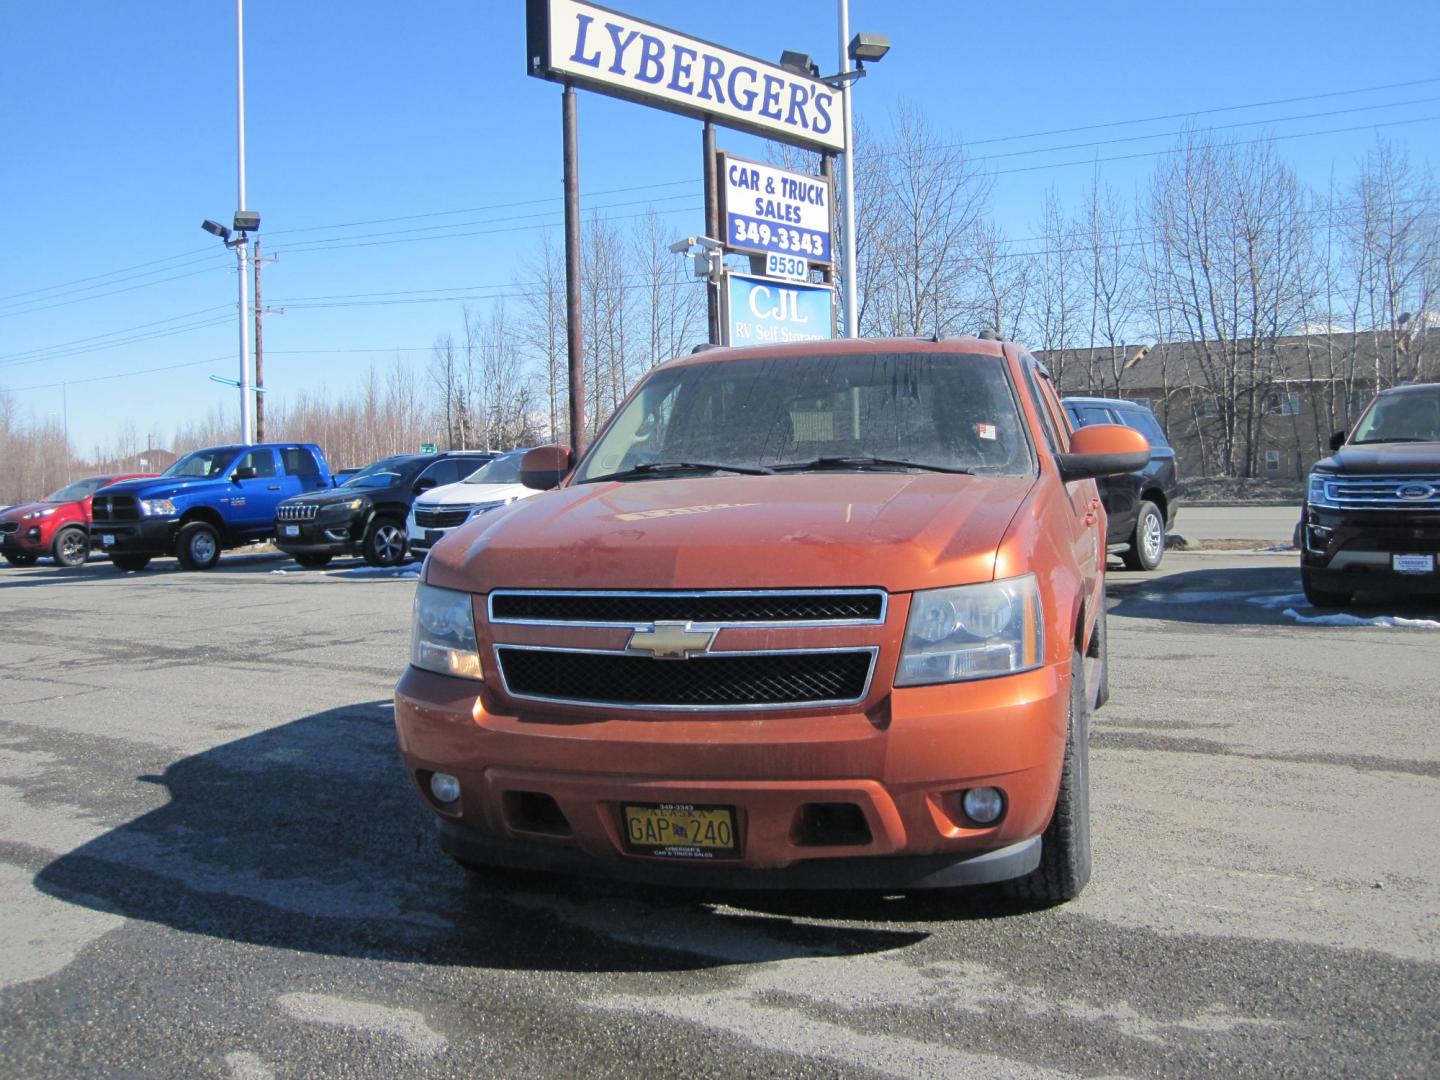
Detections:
[504, 790, 572, 836]
[794, 802, 872, 847]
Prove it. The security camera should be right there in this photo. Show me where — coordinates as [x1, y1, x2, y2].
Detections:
[669, 237, 698, 254]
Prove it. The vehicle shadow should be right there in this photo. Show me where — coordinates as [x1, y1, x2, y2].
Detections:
[0, 551, 348, 589]
[1107, 566, 1440, 626]
[34, 700, 949, 973]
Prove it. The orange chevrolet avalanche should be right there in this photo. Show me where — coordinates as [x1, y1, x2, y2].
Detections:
[394, 337, 1147, 902]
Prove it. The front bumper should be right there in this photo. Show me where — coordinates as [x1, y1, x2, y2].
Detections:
[91, 518, 176, 556]
[0, 526, 48, 556]
[394, 661, 1068, 890]
[1302, 507, 1440, 595]
[274, 515, 363, 556]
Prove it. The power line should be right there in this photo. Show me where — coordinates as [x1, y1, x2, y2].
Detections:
[961, 75, 1440, 146]
[0, 263, 232, 321]
[0, 317, 236, 370]
[0, 305, 233, 364]
[7, 355, 232, 394]
[0, 246, 219, 305]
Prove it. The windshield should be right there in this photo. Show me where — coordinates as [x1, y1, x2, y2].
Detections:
[576, 352, 1034, 482]
[463, 451, 526, 485]
[162, 448, 241, 479]
[341, 455, 418, 488]
[1351, 388, 1440, 444]
[45, 477, 108, 503]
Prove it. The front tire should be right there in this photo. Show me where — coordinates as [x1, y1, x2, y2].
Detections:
[1121, 501, 1165, 571]
[3, 552, 38, 567]
[1301, 567, 1351, 608]
[362, 516, 407, 568]
[110, 554, 151, 572]
[53, 526, 89, 568]
[176, 522, 222, 571]
[1004, 649, 1092, 905]
[1087, 588, 1109, 715]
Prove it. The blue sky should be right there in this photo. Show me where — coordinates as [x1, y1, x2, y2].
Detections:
[3, 0, 1437, 454]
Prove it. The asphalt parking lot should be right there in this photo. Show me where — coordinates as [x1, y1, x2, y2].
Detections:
[1, 535, 1437, 1078]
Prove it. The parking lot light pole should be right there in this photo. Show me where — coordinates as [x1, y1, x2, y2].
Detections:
[832, 7, 889, 338]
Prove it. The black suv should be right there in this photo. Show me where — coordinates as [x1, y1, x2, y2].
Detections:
[1300, 382, 1440, 607]
[1063, 396, 1178, 570]
[274, 451, 495, 568]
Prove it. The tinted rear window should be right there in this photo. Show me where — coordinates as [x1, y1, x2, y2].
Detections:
[1118, 409, 1169, 448]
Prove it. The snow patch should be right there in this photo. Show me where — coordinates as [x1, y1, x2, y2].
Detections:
[1281, 608, 1440, 629]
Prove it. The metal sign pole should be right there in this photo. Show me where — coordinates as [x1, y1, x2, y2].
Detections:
[562, 84, 585, 457]
[703, 120, 720, 346]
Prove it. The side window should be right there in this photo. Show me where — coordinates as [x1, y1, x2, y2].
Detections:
[1072, 406, 1117, 428]
[1020, 364, 1062, 453]
[1120, 410, 1169, 448]
[419, 460, 463, 487]
[235, 449, 277, 478]
[281, 447, 321, 477]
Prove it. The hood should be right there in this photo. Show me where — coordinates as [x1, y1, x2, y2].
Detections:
[283, 485, 387, 508]
[92, 475, 240, 501]
[424, 472, 1034, 595]
[1, 498, 73, 522]
[418, 480, 532, 507]
[1317, 441, 1440, 474]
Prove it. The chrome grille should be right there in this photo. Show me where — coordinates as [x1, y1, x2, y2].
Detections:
[92, 495, 139, 522]
[413, 505, 471, 529]
[496, 646, 876, 709]
[276, 503, 319, 522]
[0, 522, 16, 535]
[489, 589, 887, 625]
[1321, 474, 1440, 510]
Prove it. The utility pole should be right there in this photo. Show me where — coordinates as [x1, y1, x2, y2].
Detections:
[253, 241, 267, 440]
[234, 0, 254, 443]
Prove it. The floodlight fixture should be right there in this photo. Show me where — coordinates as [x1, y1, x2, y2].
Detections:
[779, 50, 820, 79]
[848, 33, 890, 64]
[232, 210, 260, 233]
[201, 219, 231, 241]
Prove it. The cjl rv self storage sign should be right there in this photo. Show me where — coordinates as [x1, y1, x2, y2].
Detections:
[526, 0, 843, 152]
[720, 153, 833, 265]
[725, 272, 834, 345]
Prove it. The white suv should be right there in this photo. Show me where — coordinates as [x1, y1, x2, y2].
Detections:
[405, 448, 537, 557]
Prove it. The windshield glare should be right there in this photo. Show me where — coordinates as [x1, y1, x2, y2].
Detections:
[463, 452, 525, 485]
[577, 352, 1034, 482]
[163, 448, 240, 479]
[46, 477, 107, 503]
[342, 456, 416, 488]
[1352, 389, 1440, 443]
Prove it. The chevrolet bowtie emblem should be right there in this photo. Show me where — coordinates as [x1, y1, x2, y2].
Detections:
[627, 621, 717, 659]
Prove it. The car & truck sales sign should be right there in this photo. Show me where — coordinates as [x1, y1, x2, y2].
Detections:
[526, 0, 844, 152]
[720, 153, 833, 265]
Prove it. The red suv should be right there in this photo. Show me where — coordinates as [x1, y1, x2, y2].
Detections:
[0, 474, 155, 567]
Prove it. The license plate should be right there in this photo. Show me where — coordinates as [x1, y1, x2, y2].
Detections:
[283, 524, 300, 537]
[425, 530, 444, 545]
[1392, 553, 1435, 574]
[621, 802, 740, 859]
[101, 534, 115, 547]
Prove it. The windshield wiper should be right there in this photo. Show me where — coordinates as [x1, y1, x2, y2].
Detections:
[586, 461, 775, 482]
[772, 455, 975, 475]
[1351, 437, 1436, 444]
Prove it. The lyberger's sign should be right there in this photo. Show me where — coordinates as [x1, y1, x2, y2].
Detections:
[527, 0, 843, 152]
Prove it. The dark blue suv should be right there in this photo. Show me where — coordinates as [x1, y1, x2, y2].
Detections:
[1063, 397, 1178, 570]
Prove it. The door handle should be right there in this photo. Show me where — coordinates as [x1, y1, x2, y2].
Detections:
[267, 485, 280, 491]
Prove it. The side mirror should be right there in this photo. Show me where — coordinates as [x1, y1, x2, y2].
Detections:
[1055, 424, 1150, 483]
[231, 467, 258, 483]
[1329, 429, 1346, 452]
[520, 444, 574, 491]
[414, 477, 437, 493]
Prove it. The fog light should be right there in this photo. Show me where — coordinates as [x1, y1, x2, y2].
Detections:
[961, 787, 1004, 825]
[429, 772, 461, 804]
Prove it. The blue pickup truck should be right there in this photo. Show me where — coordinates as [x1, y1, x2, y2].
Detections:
[91, 443, 335, 571]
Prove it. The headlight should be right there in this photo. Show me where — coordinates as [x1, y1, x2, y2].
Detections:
[896, 574, 1043, 686]
[323, 498, 366, 515]
[411, 583, 482, 680]
[139, 499, 177, 517]
[22, 507, 58, 520]
[467, 498, 515, 520]
[1307, 472, 1337, 509]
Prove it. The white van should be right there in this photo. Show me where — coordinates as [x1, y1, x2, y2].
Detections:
[405, 448, 538, 557]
